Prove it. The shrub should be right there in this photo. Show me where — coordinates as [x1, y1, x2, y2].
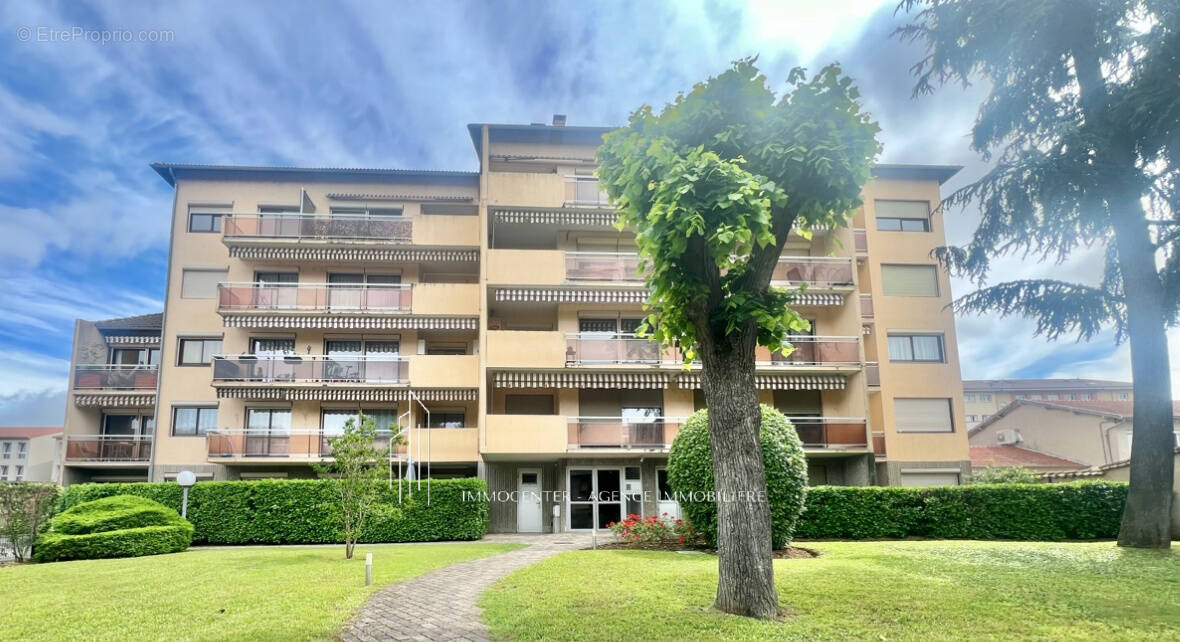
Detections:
[795, 482, 1128, 540]
[58, 478, 489, 545]
[608, 513, 700, 546]
[35, 495, 193, 563]
[0, 483, 59, 563]
[667, 405, 808, 549]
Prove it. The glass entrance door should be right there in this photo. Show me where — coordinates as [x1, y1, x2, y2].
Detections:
[567, 467, 623, 530]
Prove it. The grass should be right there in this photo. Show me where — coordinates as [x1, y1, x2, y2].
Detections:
[0, 542, 522, 642]
[482, 541, 1180, 641]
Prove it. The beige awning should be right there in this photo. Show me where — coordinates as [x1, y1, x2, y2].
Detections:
[221, 315, 477, 330]
[229, 246, 478, 263]
[493, 371, 668, 389]
[73, 393, 157, 408]
[493, 288, 648, 304]
[675, 373, 846, 391]
[215, 387, 477, 402]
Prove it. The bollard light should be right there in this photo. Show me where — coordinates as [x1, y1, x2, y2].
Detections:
[176, 470, 197, 520]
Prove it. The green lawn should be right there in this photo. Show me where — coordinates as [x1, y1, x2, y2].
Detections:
[0, 542, 522, 642]
[482, 541, 1180, 641]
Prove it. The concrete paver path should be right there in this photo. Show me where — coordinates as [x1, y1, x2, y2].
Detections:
[340, 534, 594, 642]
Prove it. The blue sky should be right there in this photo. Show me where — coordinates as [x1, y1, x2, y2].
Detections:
[0, 0, 1173, 425]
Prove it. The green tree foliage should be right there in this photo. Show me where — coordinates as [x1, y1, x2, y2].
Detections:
[0, 483, 59, 563]
[968, 465, 1042, 485]
[667, 406, 808, 549]
[313, 415, 402, 559]
[897, 0, 1178, 547]
[597, 59, 880, 618]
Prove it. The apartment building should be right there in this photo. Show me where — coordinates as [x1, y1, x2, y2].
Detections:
[963, 379, 1134, 428]
[61, 119, 970, 531]
[0, 427, 62, 483]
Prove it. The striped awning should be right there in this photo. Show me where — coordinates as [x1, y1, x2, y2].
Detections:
[215, 387, 477, 402]
[73, 393, 156, 408]
[492, 207, 618, 227]
[222, 315, 477, 330]
[228, 246, 478, 263]
[493, 288, 648, 304]
[105, 335, 162, 345]
[791, 293, 846, 307]
[494, 371, 668, 389]
[675, 373, 846, 391]
[325, 193, 473, 202]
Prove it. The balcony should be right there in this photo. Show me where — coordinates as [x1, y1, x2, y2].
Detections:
[207, 430, 405, 460]
[760, 336, 861, 367]
[211, 355, 409, 385]
[564, 176, 610, 208]
[565, 333, 680, 366]
[217, 283, 411, 315]
[872, 431, 887, 459]
[73, 364, 158, 390]
[65, 436, 151, 463]
[771, 257, 855, 290]
[484, 415, 568, 455]
[865, 362, 881, 389]
[565, 252, 643, 282]
[567, 417, 685, 450]
[786, 417, 869, 450]
[224, 213, 412, 243]
[859, 294, 875, 322]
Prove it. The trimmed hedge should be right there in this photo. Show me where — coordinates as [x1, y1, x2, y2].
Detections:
[796, 482, 1128, 540]
[59, 478, 489, 545]
[668, 406, 809, 549]
[35, 495, 193, 562]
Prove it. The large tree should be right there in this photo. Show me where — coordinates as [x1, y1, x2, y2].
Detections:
[897, 0, 1179, 547]
[597, 60, 880, 618]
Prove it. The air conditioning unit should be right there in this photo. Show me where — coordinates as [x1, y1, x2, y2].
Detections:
[996, 429, 1021, 445]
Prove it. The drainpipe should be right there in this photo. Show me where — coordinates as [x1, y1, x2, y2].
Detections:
[147, 167, 180, 483]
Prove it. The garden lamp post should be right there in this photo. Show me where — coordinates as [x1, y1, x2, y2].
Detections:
[176, 470, 197, 519]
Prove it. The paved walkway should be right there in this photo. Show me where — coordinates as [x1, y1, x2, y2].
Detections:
[340, 534, 596, 642]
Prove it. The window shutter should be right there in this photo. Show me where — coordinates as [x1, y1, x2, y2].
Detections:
[180, 269, 228, 299]
[881, 265, 939, 297]
[894, 398, 953, 432]
[875, 200, 929, 219]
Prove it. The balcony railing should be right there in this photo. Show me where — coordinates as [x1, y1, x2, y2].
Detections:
[564, 176, 610, 207]
[872, 431, 887, 458]
[207, 429, 406, 458]
[764, 336, 861, 366]
[853, 228, 868, 254]
[859, 293, 874, 320]
[565, 333, 680, 365]
[222, 214, 412, 243]
[65, 436, 152, 462]
[211, 355, 409, 384]
[567, 417, 686, 449]
[771, 257, 854, 288]
[73, 365, 158, 390]
[786, 417, 868, 449]
[217, 283, 412, 313]
[565, 252, 643, 282]
[865, 362, 881, 387]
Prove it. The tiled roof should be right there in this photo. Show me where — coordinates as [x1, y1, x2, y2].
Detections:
[967, 398, 1180, 437]
[1042, 447, 1180, 479]
[0, 427, 63, 439]
[94, 312, 163, 331]
[970, 446, 1083, 469]
[963, 378, 1132, 391]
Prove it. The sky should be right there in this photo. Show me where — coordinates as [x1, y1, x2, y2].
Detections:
[0, 0, 1174, 426]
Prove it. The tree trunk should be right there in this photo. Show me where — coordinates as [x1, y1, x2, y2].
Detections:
[700, 330, 779, 619]
[1113, 207, 1175, 549]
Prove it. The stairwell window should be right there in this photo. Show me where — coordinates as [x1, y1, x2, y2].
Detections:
[875, 200, 931, 232]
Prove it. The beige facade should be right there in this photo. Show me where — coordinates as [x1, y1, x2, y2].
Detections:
[963, 379, 1133, 428]
[61, 120, 970, 530]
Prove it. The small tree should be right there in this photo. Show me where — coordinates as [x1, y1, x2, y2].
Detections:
[313, 415, 398, 559]
[968, 465, 1041, 485]
[598, 59, 880, 618]
[0, 483, 60, 563]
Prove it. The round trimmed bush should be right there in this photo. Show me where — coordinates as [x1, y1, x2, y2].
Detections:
[667, 405, 808, 549]
[34, 495, 193, 563]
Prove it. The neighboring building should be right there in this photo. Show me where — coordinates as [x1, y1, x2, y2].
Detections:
[0, 427, 64, 483]
[968, 398, 1180, 469]
[60, 313, 161, 485]
[1043, 448, 1180, 534]
[963, 378, 1133, 428]
[61, 118, 971, 531]
[969, 445, 1083, 474]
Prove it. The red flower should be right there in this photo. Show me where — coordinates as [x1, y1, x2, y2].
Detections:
[679, 536, 686, 544]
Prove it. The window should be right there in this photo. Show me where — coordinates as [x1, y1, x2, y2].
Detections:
[964, 393, 975, 403]
[188, 205, 227, 233]
[0, 466, 6, 479]
[1117, 392, 1130, 400]
[1, 442, 9, 459]
[247, 408, 292, 432]
[181, 268, 228, 299]
[173, 406, 218, 436]
[1081, 393, 1094, 401]
[1046, 394, 1059, 401]
[17, 442, 27, 459]
[966, 415, 978, 423]
[887, 334, 945, 362]
[425, 342, 467, 355]
[1029, 394, 1043, 400]
[427, 410, 466, 428]
[875, 200, 931, 232]
[321, 409, 397, 436]
[979, 393, 993, 402]
[505, 394, 555, 415]
[178, 338, 222, 365]
[111, 347, 160, 366]
[102, 413, 154, 436]
[894, 398, 954, 433]
[250, 338, 296, 356]
[881, 265, 939, 297]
